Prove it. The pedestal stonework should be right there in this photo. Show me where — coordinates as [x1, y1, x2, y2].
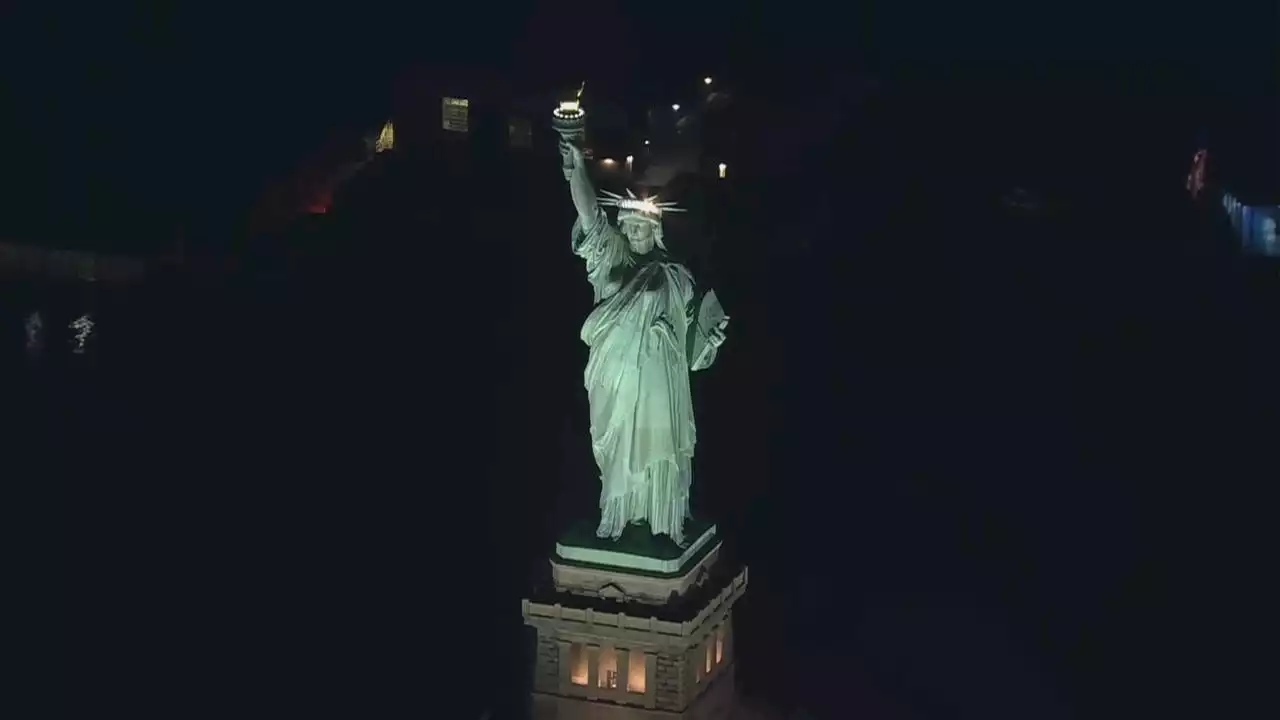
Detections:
[522, 526, 746, 720]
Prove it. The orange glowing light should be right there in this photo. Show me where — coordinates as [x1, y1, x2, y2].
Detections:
[627, 649, 646, 693]
[597, 647, 618, 689]
[306, 188, 333, 214]
[569, 644, 588, 686]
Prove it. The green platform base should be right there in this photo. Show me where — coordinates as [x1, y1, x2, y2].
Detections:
[555, 518, 718, 577]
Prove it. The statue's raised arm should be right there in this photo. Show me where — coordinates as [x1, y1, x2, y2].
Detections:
[560, 141, 601, 226]
[561, 141, 628, 302]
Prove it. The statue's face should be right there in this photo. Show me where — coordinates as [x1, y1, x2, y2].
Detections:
[620, 218, 657, 254]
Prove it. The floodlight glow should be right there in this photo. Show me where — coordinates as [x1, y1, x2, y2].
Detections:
[598, 189, 686, 220]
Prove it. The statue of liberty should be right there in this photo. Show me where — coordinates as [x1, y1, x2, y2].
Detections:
[559, 140, 728, 547]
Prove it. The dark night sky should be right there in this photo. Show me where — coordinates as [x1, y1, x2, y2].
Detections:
[1, 1, 1270, 251]
[1, 2, 732, 248]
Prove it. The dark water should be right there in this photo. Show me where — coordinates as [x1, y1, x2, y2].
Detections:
[25, 92, 1278, 720]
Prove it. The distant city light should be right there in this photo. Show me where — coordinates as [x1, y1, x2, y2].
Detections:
[704, 77, 713, 85]
[643, 139, 650, 146]
[1186, 149, 1207, 199]
[70, 314, 94, 354]
[625, 155, 634, 163]
[442, 97, 470, 133]
[601, 158, 616, 165]
[375, 121, 394, 152]
[671, 104, 680, 111]
[25, 311, 42, 355]
[718, 163, 727, 179]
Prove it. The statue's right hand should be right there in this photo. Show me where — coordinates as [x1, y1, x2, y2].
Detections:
[560, 141, 584, 174]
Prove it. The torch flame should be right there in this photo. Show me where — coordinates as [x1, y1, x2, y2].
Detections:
[556, 83, 587, 117]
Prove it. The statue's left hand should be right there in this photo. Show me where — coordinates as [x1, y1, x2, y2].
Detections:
[707, 317, 729, 348]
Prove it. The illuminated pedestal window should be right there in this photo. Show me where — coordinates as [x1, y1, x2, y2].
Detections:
[598, 647, 619, 689]
[565, 642, 648, 696]
[569, 643, 588, 686]
[697, 624, 729, 683]
[627, 649, 646, 693]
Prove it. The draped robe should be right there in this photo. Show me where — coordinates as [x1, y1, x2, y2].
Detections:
[572, 208, 697, 545]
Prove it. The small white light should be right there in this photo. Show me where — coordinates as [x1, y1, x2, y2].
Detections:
[70, 314, 94, 354]
[718, 162, 727, 179]
[625, 155, 634, 163]
[25, 312, 42, 353]
[643, 139, 650, 145]
[601, 158, 615, 165]
[671, 103, 680, 112]
[704, 77, 713, 85]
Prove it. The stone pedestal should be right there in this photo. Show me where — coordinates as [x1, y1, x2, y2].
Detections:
[522, 522, 746, 720]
